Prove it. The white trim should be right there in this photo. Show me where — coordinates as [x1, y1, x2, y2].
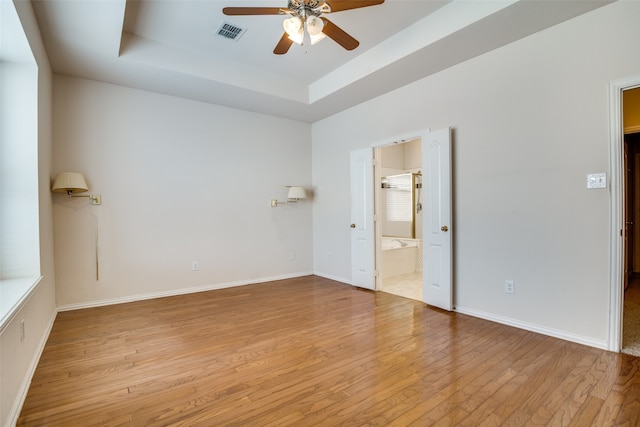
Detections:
[0, 276, 43, 334]
[6, 309, 57, 427]
[609, 74, 640, 352]
[456, 305, 608, 351]
[57, 272, 314, 312]
[370, 129, 429, 149]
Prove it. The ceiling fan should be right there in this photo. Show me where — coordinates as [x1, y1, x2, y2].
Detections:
[223, 0, 384, 55]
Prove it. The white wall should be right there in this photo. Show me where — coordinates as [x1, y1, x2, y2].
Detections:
[0, 1, 56, 425]
[52, 77, 313, 308]
[312, 1, 640, 347]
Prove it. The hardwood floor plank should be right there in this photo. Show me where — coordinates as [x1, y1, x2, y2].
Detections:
[567, 395, 605, 426]
[405, 334, 554, 426]
[594, 390, 626, 425]
[524, 349, 601, 425]
[500, 343, 597, 425]
[16, 276, 640, 426]
[613, 382, 640, 425]
[401, 332, 545, 425]
[366, 329, 529, 424]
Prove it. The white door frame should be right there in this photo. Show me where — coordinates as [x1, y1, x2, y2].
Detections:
[609, 74, 640, 352]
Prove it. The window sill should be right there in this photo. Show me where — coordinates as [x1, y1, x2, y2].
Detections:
[0, 276, 42, 334]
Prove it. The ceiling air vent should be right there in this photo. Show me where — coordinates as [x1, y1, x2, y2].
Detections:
[216, 21, 247, 41]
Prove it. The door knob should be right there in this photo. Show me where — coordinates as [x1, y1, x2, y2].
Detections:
[441, 225, 449, 232]
[350, 224, 356, 228]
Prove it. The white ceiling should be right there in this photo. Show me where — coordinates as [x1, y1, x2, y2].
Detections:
[32, 0, 612, 122]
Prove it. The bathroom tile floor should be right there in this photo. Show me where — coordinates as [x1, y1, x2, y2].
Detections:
[380, 272, 423, 301]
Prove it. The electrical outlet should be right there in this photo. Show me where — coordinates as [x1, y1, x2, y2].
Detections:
[328, 252, 332, 261]
[192, 261, 199, 271]
[587, 173, 607, 189]
[289, 251, 295, 260]
[505, 280, 515, 294]
[20, 320, 25, 342]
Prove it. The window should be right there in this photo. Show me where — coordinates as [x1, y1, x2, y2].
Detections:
[382, 173, 412, 222]
[0, 0, 42, 331]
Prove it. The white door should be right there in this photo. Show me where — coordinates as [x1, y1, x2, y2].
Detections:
[350, 148, 376, 290]
[423, 128, 453, 310]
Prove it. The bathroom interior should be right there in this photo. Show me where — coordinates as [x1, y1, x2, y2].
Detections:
[378, 139, 423, 301]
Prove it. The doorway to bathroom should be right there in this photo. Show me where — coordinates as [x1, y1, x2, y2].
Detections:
[350, 127, 451, 309]
[376, 138, 424, 301]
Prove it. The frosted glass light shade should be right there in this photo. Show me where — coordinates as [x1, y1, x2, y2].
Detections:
[287, 186, 307, 200]
[309, 32, 326, 45]
[288, 28, 304, 45]
[307, 15, 326, 44]
[284, 16, 303, 44]
[51, 172, 89, 194]
[283, 16, 302, 34]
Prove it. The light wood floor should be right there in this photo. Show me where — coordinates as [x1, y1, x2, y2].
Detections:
[18, 275, 640, 426]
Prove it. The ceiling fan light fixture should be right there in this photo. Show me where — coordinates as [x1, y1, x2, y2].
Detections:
[309, 31, 326, 45]
[306, 15, 323, 35]
[283, 16, 304, 44]
[306, 15, 326, 44]
[224, 0, 385, 54]
[283, 16, 301, 35]
[288, 28, 304, 45]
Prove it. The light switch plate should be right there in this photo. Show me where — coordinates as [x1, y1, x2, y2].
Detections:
[587, 173, 607, 189]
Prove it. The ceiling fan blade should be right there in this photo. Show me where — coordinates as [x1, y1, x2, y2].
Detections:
[324, 0, 384, 13]
[320, 18, 359, 50]
[274, 32, 294, 54]
[223, 7, 283, 15]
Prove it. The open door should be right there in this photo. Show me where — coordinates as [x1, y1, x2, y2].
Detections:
[350, 148, 376, 290]
[422, 128, 453, 310]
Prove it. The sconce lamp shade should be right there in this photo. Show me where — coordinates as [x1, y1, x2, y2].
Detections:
[287, 186, 307, 200]
[51, 172, 89, 194]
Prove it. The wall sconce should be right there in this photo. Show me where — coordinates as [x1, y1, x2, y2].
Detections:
[51, 172, 102, 205]
[271, 186, 307, 207]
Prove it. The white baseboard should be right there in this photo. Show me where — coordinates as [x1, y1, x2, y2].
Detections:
[57, 271, 315, 312]
[455, 305, 608, 350]
[6, 309, 57, 427]
[312, 271, 351, 286]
